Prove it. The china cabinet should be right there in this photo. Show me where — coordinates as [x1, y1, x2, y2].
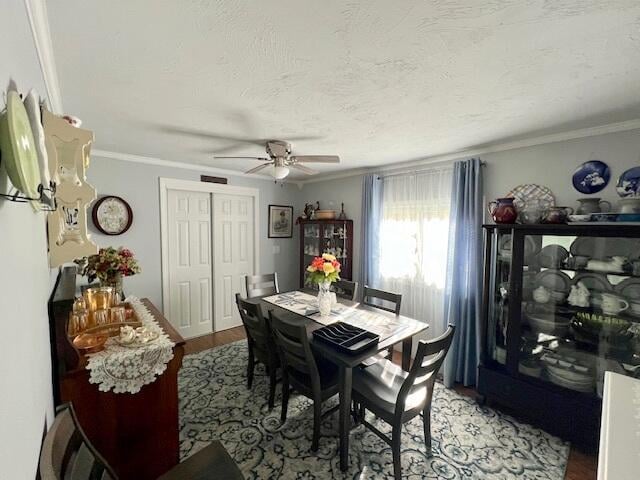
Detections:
[479, 224, 640, 449]
[299, 219, 353, 287]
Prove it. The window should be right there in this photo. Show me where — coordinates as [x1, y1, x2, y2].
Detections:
[376, 167, 453, 319]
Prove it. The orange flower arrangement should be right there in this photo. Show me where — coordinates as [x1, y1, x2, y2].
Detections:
[306, 253, 341, 284]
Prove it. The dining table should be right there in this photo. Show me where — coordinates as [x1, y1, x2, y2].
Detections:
[246, 290, 428, 472]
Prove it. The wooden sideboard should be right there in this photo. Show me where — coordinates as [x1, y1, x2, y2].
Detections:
[49, 267, 185, 479]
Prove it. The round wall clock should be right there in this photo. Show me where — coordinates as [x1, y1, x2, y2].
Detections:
[92, 196, 133, 235]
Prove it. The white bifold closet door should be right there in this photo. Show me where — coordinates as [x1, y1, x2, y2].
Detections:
[213, 193, 254, 331]
[166, 189, 213, 339]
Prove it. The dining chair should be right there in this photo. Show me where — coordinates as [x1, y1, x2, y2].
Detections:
[235, 293, 280, 410]
[245, 273, 279, 298]
[40, 403, 244, 480]
[332, 279, 359, 301]
[268, 310, 340, 452]
[362, 285, 403, 361]
[362, 285, 402, 315]
[352, 325, 455, 480]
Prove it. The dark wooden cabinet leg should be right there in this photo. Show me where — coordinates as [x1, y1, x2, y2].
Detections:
[402, 338, 412, 371]
[339, 366, 353, 471]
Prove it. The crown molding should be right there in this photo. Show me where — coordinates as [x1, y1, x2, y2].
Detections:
[91, 148, 298, 183]
[298, 119, 640, 186]
[24, 0, 64, 114]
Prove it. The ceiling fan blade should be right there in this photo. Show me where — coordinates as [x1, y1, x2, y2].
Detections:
[290, 164, 318, 175]
[213, 156, 270, 161]
[290, 155, 340, 163]
[157, 125, 266, 146]
[209, 142, 257, 154]
[244, 162, 273, 175]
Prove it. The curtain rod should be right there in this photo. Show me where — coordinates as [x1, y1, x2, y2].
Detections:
[378, 160, 486, 180]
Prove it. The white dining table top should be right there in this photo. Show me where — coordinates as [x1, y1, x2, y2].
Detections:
[597, 371, 640, 480]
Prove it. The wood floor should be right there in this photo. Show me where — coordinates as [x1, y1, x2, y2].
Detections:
[184, 327, 597, 480]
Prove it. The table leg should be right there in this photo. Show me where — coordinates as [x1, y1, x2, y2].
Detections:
[402, 337, 412, 371]
[339, 365, 352, 471]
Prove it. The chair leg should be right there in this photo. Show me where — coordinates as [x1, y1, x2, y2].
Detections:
[280, 377, 290, 424]
[423, 405, 432, 455]
[311, 400, 322, 452]
[246, 348, 254, 389]
[391, 423, 402, 480]
[351, 400, 359, 424]
[268, 366, 277, 411]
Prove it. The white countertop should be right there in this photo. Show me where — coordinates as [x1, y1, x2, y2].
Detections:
[597, 372, 640, 480]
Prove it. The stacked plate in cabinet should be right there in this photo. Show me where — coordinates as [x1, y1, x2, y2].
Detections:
[542, 352, 595, 393]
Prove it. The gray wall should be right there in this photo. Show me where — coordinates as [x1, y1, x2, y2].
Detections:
[297, 127, 640, 289]
[87, 157, 300, 309]
[0, 4, 54, 478]
[483, 128, 640, 207]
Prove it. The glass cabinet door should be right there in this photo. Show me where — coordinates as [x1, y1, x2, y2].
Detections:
[321, 221, 349, 264]
[517, 234, 640, 397]
[303, 223, 320, 261]
[487, 230, 513, 366]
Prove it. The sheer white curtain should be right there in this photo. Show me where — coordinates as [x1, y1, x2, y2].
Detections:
[378, 166, 453, 337]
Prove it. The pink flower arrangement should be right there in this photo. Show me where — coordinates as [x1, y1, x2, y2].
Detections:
[75, 247, 141, 283]
[306, 253, 341, 285]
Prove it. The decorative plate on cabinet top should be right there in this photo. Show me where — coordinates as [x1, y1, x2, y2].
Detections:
[613, 277, 640, 300]
[92, 195, 133, 235]
[23, 89, 50, 189]
[570, 236, 640, 260]
[572, 160, 610, 194]
[616, 166, 640, 197]
[0, 90, 41, 199]
[571, 272, 612, 293]
[534, 270, 571, 293]
[505, 184, 555, 211]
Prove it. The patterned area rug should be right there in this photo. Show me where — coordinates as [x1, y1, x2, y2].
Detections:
[179, 342, 569, 479]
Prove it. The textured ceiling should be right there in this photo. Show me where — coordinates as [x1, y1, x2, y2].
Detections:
[47, 1, 640, 178]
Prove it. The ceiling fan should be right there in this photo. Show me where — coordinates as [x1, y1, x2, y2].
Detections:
[213, 140, 340, 179]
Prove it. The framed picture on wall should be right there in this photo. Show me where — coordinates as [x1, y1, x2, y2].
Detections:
[268, 205, 293, 238]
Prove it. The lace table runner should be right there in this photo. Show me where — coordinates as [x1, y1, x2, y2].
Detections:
[86, 296, 175, 394]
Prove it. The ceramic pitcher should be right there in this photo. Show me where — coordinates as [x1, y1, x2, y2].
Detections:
[617, 197, 640, 214]
[576, 198, 611, 214]
[543, 206, 574, 224]
[487, 198, 518, 224]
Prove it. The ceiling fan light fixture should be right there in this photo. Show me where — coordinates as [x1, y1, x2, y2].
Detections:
[272, 165, 290, 179]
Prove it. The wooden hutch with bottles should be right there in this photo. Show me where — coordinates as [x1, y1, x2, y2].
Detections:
[479, 223, 640, 449]
[299, 219, 353, 287]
